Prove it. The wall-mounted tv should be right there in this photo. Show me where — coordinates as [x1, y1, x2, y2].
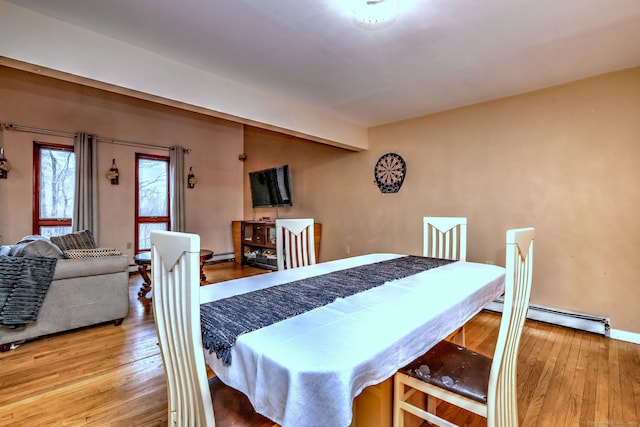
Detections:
[249, 165, 292, 208]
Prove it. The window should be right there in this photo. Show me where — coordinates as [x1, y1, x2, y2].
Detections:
[135, 153, 170, 253]
[33, 142, 76, 237]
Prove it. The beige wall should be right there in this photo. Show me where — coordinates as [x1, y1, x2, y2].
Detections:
[0, 66, 245, 260]
[244, 67, 640, 333]
[1, 63, 639, 334]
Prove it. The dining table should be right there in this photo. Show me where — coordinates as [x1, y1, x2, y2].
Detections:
[199, 253, 506, 427]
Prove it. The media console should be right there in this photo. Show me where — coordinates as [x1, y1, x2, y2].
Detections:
[232, 220, 321, 270]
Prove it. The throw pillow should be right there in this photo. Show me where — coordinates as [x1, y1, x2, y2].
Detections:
[63, 248, 122, 258]
[50, 230, 97, 251]
[8, 239, 65, 259]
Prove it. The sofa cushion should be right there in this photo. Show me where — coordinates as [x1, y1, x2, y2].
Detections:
[8, 239, 65, 259]
[50, 230, 97, 251]
[63, 248, 123, 258]
[52, 255, 129, 280]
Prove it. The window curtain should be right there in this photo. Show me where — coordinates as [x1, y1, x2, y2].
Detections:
[169, 146, 185, 232]
[73, 133, 99, 242]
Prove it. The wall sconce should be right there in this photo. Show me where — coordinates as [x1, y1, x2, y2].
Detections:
[0, 148, 11, 179]
[107, 158, 119, 185]
[187, 167, 198, 189]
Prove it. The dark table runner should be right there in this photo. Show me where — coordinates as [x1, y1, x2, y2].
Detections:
[201, 255, 454, 366]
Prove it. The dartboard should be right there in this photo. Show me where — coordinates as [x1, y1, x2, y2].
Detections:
[374, 153, 406, 193]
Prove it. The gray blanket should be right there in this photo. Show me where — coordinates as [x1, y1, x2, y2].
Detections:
[201, 255, 454, 366]
[0, 255, 58, 329]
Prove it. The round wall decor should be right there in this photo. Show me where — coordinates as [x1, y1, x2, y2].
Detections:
[374, 152, 406, 193]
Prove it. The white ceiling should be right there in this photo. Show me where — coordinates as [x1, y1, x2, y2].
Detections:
[6, 0, 640, 127]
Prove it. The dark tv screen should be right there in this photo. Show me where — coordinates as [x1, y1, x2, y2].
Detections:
[249, 165, 292, 208]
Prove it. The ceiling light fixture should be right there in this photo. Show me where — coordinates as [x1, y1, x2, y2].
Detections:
[351, 0, 399, 30]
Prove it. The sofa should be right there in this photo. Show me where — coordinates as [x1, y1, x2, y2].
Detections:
[0, 232, 129, 351]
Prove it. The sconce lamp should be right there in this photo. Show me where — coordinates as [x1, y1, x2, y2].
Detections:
[187, 167, 198, 189]
[107, 159, 119, 185]
[0, 148, 11, 179]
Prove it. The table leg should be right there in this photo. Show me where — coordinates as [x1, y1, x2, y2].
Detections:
[200, 259, 207, 283]
[137, 264, 152, 297]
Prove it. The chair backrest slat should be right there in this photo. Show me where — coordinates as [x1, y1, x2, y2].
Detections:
[151, 230, 214, 427]
[276, 219, 316, 270]
[423, 217, 467, 261]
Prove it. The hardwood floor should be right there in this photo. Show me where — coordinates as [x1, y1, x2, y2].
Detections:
[1, 262, 638, 426]
[432, 312, 640, 427]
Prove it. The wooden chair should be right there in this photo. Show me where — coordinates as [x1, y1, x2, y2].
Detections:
[394, 227, 534, 427]
[423, 216, 467, 261]
[424, 216, 468, 344]
[275, 218, 316, 270]
[150, 230, 274, 427]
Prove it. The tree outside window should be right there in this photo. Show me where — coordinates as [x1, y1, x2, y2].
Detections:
[33, 142, 75, 237]
[136, 154, 170, 252]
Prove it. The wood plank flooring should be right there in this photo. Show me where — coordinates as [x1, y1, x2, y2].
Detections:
[1, 262, 638, 426]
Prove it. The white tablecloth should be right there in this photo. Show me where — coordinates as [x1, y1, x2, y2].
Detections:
[200, 253, 505, 427]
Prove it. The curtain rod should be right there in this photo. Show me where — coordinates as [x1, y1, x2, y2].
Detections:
[1, 122, 190, 153]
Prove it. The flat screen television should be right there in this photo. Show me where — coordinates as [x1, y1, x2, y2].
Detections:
[249, 165, 292, 208]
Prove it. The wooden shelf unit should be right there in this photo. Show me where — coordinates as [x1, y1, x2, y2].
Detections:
[242, 221, 278, 270]
[232, 220, 322, 270]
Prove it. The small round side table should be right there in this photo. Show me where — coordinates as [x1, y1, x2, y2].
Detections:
[134, 249, 214, 298]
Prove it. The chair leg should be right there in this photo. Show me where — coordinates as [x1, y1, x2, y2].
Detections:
[456, 326, 465, 346]
[393, 374, 404, 427]
[446, 326, 465, 346]
[395, 373, 444, 427]
[427, 395, 437, 416]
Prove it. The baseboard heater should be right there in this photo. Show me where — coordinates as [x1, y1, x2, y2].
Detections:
[128, 252, 236, 273]
[206, 252, 235, 263]
[484, 299, 610, 337]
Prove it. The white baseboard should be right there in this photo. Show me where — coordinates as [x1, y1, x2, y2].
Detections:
[610, 328, 640, 344]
